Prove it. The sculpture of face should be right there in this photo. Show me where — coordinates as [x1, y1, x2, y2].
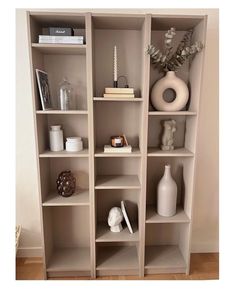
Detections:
[108, 207, 123, 227]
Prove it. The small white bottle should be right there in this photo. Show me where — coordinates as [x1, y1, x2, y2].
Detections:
[65, 137, 83, 152]
[49, 125, 64, 151]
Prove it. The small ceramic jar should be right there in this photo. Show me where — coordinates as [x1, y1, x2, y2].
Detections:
[65, 137, 83, 152]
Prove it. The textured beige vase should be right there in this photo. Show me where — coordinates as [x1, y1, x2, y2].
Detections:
[151, 71, 189, 111]
[157, 164, 177, 217]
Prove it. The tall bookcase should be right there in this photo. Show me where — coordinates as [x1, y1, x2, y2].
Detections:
[27, 11, 207, 279]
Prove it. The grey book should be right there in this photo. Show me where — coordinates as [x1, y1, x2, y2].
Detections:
[49, 27, 73, 36]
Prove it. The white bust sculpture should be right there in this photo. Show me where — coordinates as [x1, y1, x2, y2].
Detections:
[108, 207, 124, 232]
[161, 119, 177, 151]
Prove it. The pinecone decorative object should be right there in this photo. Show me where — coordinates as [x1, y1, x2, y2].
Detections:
[56, 170, 76, 197]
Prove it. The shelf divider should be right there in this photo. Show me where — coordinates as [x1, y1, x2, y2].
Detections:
[39, 149, 89, 158]
[96, 222, 139, 242]
[42, 190, 89, 206]
[147, 148, 194, 157]
[146, 205, 190, 223]
[95, 175, 141, 190]
[32, 43, 87, 55]
[36, 110, 88, 115]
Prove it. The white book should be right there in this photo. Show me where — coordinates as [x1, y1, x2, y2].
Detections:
[105, 87, 134, 94]
[39, 39, 84, 44]
[104, 145, 132, 153]
[103, 93, 135, 98]
[121, 201, 134, 234]
[39, 35, 84, 44]
[39, 35, 84, 40]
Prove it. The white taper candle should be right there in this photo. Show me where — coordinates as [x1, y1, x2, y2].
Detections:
[114, 45, 117, 81]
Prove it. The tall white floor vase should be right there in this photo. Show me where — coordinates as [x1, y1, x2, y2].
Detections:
[151, 71, 189, 111]
[157, 164, 177, 217]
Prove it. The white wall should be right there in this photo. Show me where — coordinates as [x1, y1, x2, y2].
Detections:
[191, 10, 219, 252]
[16, 8, 219, 256]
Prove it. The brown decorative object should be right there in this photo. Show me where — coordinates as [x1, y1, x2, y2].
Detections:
[110, 135, 124, 147]
[56, 170, 76, 197]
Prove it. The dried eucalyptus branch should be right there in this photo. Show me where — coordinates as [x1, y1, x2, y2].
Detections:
[175, 29, 193, 56]
[164, 27, 176, 58]
[167, 41, 203, 71]
[147, 45, 167, 69]
[147, 27, 203, 72]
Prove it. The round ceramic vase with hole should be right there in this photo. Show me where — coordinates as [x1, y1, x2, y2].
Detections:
[151, 71, 189, 111]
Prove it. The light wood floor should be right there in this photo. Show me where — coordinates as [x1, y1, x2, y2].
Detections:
[16, 253, 219, 280]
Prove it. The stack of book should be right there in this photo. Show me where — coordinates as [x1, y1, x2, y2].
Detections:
[39, 35, 84, 44]
[103, 87, 135, 98]
[39, 27, 84, 44]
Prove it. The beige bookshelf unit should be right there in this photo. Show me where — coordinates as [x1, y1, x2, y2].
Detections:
[27, 11, 207, 279]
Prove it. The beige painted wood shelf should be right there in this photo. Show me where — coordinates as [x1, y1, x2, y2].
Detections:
[93, 97, 143, 102]
[96, 246, 138, 270]
[145, 245, 186, 272]
[148, 111, 197, 116]
[39, 149, 89, 158]
[95, 175, 141, 189]
[95, 147, 141, 157]
[146, 205, 190, 223]
[32, 43, 87, 55]
[36, 110, 88, 115]
[42, 190, 89, 206]
[46, 247, 90, 272]
[96, 223, 139, 242]
[147, 148, 194, 157]
[28, 11, 207, 279]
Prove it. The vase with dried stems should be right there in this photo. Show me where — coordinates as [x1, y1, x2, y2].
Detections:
[147, 28, 203, 111]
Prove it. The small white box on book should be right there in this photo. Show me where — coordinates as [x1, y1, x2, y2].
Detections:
[105, 87, 134, 94]
[104, 145, 132, 153]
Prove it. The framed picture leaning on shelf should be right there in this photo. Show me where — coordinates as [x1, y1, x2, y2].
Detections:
[35, 69, 52, 110]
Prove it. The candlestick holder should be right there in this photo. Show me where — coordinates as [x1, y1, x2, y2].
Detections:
[113, 45, 118, 87]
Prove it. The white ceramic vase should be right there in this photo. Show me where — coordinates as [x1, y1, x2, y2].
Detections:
[157, 164, 177, 217]
[151, 71, 189, 111]
[49, 125, 64, 152]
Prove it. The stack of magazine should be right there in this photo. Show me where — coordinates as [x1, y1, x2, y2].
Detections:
[38, 27, 84, 44]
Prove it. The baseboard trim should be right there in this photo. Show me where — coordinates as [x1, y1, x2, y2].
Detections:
[191, 242, 219, 253]
[17, 246, 43, 257]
